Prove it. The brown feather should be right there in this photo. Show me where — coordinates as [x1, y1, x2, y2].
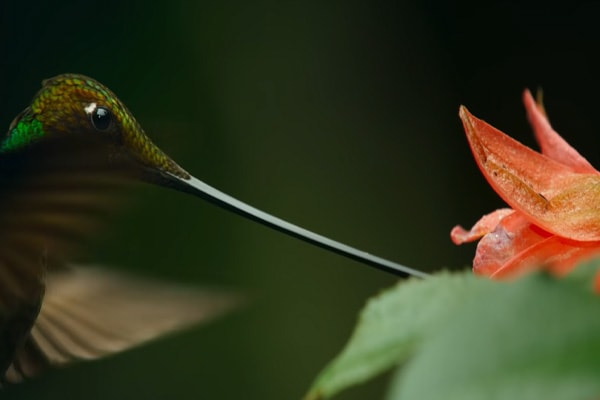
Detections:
[0, 134, 135, 375]
[5, 266, 237, 382]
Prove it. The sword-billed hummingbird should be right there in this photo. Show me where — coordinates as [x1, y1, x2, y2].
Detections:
[0, 74, 427, 382]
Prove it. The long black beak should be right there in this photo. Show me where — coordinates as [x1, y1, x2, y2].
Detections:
[160, 171, 429, 279]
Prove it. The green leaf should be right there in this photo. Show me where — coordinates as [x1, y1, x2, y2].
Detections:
[306, 260, 600, 400]
[305, 271, 494, 399]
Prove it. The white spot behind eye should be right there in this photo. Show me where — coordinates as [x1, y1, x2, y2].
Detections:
[84, 102, 97, 115]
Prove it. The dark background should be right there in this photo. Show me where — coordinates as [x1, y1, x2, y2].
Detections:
[1, 1, 599, 399]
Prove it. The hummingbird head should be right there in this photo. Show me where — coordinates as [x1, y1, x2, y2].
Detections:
[2, 74, 190, 184]
[0, 73, 425, 280]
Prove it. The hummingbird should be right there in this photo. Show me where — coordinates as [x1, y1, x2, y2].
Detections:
[0, 74, 427, 383]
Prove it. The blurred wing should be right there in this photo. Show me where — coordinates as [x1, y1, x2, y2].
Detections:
[4, 266, 238, 382]
[0, 135, 132, 305]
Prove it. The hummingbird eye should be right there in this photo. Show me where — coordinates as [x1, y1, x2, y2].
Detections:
[90, 106, 112, 131]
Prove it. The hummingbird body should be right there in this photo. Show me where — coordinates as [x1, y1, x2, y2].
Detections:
[0, 278, 42, 379]
[0, 75, 233, 382]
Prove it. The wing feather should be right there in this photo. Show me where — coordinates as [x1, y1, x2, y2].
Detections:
[5, 266, 237, 382]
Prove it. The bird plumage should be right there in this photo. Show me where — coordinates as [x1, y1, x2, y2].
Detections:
[0, 74, 234, 382]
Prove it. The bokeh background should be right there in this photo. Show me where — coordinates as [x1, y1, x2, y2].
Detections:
[1, 1, 600, 399]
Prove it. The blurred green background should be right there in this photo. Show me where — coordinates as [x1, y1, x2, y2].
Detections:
[1, 1, 600, 399]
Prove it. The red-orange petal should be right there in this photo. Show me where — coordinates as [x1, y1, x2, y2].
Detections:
[451, 208, 514, 244]
[523, 89, 598, 174]
[472, 211, 551, 276]
[459, 106, 600, 241]
[490, 235, 600, 279]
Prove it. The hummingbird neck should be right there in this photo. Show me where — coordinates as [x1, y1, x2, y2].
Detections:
[1, 112, 45, 154]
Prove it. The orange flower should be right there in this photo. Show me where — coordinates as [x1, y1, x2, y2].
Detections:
[451, 90, 600, 284]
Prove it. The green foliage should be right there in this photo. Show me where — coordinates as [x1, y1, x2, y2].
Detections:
[307, 260, 600, 400]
